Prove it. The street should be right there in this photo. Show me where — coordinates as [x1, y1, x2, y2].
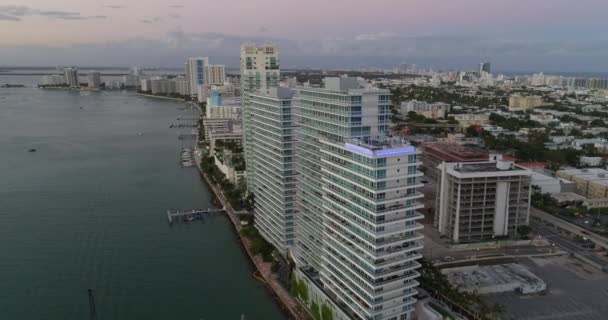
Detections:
[530, 220, 608, 269]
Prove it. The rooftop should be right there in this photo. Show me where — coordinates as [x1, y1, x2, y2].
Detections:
[442, 263, 546, 294]
[424, 142, 488, 161]
[452, 160, 528, 173]
[343, 138, 416, 157]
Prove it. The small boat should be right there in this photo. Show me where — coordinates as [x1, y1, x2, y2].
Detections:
[28, 148, 37, 152]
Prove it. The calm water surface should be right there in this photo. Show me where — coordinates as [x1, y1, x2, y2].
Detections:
[0, 82, 285, 320]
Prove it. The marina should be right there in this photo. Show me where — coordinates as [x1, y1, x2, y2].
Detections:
[169, 123, 198, 128]
[180, 148, 195, 167]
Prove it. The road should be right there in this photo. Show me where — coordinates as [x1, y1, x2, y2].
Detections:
[530, 208, 608, 250]
[530, 220, 608, 269]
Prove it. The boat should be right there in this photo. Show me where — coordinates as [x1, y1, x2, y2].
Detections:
[28, 148, 37, 152]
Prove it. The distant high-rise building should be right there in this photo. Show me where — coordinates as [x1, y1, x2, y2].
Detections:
[479, 61, 491, 74]
[122, 75, 139, 88]
[87, 72, 101, 89]
[292, 77, 424, 320]
[64, 67, 79, 88]
[240, 42, 280, 189]
[185, 57, 209, 97]
[39, 74, 66, 86]
[436, 158, 532, 243]
[130, 66, 144, 77]
[205, 65, 226, 86]
[174, 77, 191, 96]
[250, 87, 297, 254]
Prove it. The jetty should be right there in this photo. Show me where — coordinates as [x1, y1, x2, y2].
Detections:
[169, 123, 198, 129]
[166, 208, 225, 225]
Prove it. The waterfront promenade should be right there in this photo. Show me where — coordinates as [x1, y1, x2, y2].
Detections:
[193, 148, 307, 320]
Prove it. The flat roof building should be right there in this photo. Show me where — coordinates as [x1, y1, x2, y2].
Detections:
[241, 42, 280, 190]
[436, 159, 532, 243]
[250, 87, 297, 254]
[292, 77, 424, 320]
[423, 142, 489, 179]
[556, 168, 608, 199]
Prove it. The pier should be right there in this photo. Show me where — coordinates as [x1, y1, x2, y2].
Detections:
[170, 123, 198, 129]
[166, 208, 225, 225]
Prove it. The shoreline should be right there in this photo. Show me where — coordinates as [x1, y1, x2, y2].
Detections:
[137, 93, 189, 101]
[192, 139, 304, 320]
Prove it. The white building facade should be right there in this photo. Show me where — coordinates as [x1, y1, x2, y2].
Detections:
[64, 67, 79, 88]
[250, 87, 298, 254]
[87, 72, 101, 89]
[436, 159, 532, 243]
[294, 77, 424, 320]
[185, 57, 209, 97]
[205, 64, 226, 86]
[240, 43, 280, 189]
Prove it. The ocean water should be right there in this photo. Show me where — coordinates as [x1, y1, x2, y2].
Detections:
[0, 83, 285, 320]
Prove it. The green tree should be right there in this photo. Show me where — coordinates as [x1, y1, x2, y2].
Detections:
[517, 225, 532, 239]
[310, 302, 321, 320]
[321, 304, 334, 320]
[299, 279, 309, 303]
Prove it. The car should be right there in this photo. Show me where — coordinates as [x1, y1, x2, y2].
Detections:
[420, 179, 428, 184]
[442, 256, 455, 262]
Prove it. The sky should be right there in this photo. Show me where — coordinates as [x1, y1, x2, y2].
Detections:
[0, 0, 607, 72]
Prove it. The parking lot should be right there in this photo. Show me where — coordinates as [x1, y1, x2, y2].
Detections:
[486, 256, 608, 320]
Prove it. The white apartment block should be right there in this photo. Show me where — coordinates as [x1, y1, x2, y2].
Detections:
[174, 77, 191, 96]
[64, 67, 79, 88]
[140, 79, 151, 92]
[206, 104, 240, 120]
[205, 64, 226, 86]
[400, 100, 450, 119]
[250, 87, 298, 254]
[436, 159, 532, 243]
[150, 78, 176, 95]
[509, 95, 542, 111]
[453, 113, 490, 128]
[87, 72, 101, 89]
[240, 42, 280, 189]
[39, 75, 66, 86]
[294, 77, 423, 320]
[122, 75, 139, 88]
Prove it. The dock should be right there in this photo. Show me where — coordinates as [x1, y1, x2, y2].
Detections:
[170, 123, 198, 129]
[166, 208, 225, 225]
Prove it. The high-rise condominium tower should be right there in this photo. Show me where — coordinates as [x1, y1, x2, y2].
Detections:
[185, 57, 209, 96]
[64, 67, 79, 88]
[87, 72, 101, 89]
[250, 87, 297, 254]
[479, 61, 491, 74]
[240, 43, 280, 189]
[205, 64, 226, 86]
[293, 77, 424, 320]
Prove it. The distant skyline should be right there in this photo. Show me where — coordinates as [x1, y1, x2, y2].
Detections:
[1, 0, 608, 72]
